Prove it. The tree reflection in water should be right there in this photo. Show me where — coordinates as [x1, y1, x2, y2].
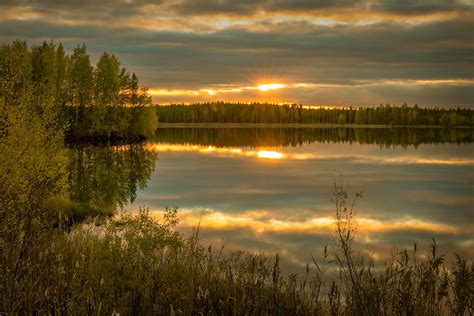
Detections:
[67, 142, 157, 216]
[155, 127, 473, 148]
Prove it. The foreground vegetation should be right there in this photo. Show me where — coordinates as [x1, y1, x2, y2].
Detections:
[156, 102, 474, 127]
[1, 187, 472, 315]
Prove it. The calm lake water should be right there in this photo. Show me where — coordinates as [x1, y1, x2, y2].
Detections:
[68, 128, 474, 271]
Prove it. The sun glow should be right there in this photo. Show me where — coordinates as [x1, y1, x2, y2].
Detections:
[257, 83, 285, 91]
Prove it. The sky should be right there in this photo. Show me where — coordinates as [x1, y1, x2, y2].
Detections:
[0, 0, 473, 107]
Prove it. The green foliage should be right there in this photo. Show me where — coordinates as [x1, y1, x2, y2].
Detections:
[0, 41, 32, 108]
[0, 40, 157, 312]
[0, 44, 68, 314]
[68, 44, 94, 109]
[45, 195, 114, 226]
[156, 102, 474, 126]
[95, 52, 121, 108]
[131, 106, 158, 138]
[67, 47, 155, 140]
[1, 40, 156, 141]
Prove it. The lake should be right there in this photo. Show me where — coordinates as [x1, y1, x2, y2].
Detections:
[68, 127, 474, 271]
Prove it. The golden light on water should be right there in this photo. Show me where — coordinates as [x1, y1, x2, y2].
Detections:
[147, 144, 285, 160]
[257, 83, 285, 91]
[257, 150, 284, 159]
[168, 210, 463, 235]
[145, 144, 474, 166]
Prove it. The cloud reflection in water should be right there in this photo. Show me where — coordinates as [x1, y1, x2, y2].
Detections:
[134, 135, 473, 271]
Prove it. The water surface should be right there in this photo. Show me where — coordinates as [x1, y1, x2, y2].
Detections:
[69, 128, 474, 271]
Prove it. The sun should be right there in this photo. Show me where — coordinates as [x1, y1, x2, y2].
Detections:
[257, 83, 286, 91]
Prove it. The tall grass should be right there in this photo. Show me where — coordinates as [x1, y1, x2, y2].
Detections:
[1, 188, 472, 315]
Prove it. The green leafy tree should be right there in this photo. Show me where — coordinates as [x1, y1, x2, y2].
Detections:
[55, 43, 68, 108]
[0, 41, 32, 109]
[31, 41, 57, 113]
[95, 52, 121, 108]
[131, 106, 157, 138]
[67, 45, 93, 134]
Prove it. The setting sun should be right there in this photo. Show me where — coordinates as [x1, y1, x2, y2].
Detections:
[257, 83, 285, 91]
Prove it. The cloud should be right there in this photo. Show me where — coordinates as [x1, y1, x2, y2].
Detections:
[367, 0, 473, 15]
[0, 0, 472, 106]
[6, 0, 469, 18]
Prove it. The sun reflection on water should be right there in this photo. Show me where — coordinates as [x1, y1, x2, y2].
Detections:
[257, 150, 284, 159]
[145, 143, 474, 165]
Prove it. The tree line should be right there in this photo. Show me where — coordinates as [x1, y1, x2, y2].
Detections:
[155, 102, 474, 126]
[0, 40, 157, 141]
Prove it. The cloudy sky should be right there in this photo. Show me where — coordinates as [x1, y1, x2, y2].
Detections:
[1, 0, 473, 107]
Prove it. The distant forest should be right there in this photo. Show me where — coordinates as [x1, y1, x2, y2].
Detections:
[0, 40, 157, 141]
[156, 102, 474, 126]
